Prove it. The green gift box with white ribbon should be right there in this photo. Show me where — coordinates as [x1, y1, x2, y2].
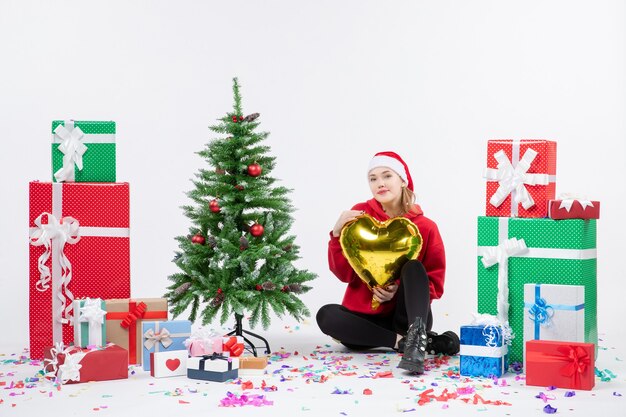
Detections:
[73, 298, 107, 348]
[51, 120, 116, 183]
[477, 216, 597, 364]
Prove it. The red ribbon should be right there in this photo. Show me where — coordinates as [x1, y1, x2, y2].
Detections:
[120, 302, 147, 329]
[106, 300, 167, 364]
[527, 345, 591, 389]
[223, 336, 245, 357]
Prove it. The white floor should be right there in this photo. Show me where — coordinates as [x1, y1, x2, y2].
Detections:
[1, 321, 624, 417]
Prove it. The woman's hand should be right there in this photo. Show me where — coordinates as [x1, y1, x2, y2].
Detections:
[332, 210, 364, 237]
[372, 283, 398, 303]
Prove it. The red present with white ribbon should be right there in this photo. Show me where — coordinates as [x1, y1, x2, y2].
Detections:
[43, 343, 128, 384]
[28, 181, 130, 359]
[484, 140, 557, 218]
[548, 194, 600, 220]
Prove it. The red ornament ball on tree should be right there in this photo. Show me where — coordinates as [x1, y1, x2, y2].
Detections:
[232, 116, 238, 122]
[191, 233, 205, 245]
[247, 163, 262, 177]
[235, 184, 244, 191]
[209, 199, 220, 213]
[250, 223, 264, 237]
[255, 284, 263, 291]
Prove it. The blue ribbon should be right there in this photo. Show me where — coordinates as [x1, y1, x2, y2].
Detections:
[525, 284, 584, 339]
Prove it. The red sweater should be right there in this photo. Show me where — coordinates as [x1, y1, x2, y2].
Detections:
[328, 199, 446, 316]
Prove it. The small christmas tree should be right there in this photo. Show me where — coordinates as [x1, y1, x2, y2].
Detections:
[165, 78, 316, 330]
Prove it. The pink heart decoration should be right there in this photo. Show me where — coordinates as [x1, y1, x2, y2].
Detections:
[166, 358, 181, 371]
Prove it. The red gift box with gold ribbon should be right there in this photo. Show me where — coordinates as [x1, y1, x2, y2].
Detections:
[484, 140, 557, 218]
[29, 182, 131, 360]
[105, 298, 168, 364]
[525, 340, 595, 390]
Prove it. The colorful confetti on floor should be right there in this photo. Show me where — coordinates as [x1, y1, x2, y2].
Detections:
[1, 325, 624, 416]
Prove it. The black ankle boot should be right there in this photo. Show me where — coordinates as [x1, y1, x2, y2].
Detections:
[397, 316, 427, 374]
[426, 330, 460, 355]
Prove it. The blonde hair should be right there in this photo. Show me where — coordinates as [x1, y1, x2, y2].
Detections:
[398, 186, 418, 215]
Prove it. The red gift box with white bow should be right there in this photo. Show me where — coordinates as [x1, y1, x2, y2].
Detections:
[548, 197, 600, 220]
[43, 343, 128, 384]
[29, 182, 131, 359]
[484, 140, 557, 218]
[525, 340, 595, 391]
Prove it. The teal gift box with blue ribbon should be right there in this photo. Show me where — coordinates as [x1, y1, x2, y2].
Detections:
[523, 283, 585, 360]
[141, 320, 191, 371]
[459, 325, 509, 378]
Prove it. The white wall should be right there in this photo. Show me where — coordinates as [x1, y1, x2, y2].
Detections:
[1, 0, 624, 349]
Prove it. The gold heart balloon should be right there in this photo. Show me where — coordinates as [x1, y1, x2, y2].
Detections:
[340, 214, 423, 309]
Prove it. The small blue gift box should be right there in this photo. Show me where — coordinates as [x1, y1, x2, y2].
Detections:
[187, 354, 239, 382]
[141, 320, 192, 371]
[459, 325, 508, 378]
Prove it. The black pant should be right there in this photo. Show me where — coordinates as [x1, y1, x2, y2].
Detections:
[316, 260, 432, 350]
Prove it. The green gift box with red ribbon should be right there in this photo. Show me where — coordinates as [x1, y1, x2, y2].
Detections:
[104, 298, 168, 365]
[477, 216, 597, 364]
[51, 120, 116, 183]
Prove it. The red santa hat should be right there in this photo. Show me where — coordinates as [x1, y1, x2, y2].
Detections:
[367, 151, 414, 191]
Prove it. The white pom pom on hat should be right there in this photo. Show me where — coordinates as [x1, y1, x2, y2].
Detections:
[367, 151, 414, 191]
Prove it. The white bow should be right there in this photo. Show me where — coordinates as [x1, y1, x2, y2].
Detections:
[78, 298, 106, 326]
[57, 351, 84, 383]
[44, 343, 86, 384]
[143, 328, 173, 350]
[29, 212, 80, 323]
[558, 193, 595, 212]
[53, 122, 88, 182]
[480, 237, 527, 328]
[484, 148, 550, 210]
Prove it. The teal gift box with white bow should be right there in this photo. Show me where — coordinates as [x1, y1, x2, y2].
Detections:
[51, 120, 116, 183]
[141, 320, 191, 371]
[523, 283, 585, 362]
[73, 298, 107, 348]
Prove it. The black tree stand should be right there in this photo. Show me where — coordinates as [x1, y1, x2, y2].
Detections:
[225, 313, 271, 357]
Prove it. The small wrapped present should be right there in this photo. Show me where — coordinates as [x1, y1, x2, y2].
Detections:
[29, 181, 131, 359]
[150, 350, 188, 378]
[526, 340, 594, 390]
[483, 139, 556, 218]
[51, 120, 116, 183]
[184, 327, 223, 357]
[460, 323, 509, 378]
[105, 298, 168, 365]
[73, 298, 107, 348]
[548, 196, 600, 220]
[222, 336, 245, 357]
[142, 320, 192, 371]
[187, 353, 239, 382]
[43, 343, 128, 384]
[523, 283, 585, 362]
[238, 356, 269, 376]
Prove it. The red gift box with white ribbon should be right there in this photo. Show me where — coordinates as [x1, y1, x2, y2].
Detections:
[525, 339, 595, 390]
[484, 140, 557, 218]
[28, 181, 130, 359]
[43, 343, 128, 384]
[548, 195, 600, 220]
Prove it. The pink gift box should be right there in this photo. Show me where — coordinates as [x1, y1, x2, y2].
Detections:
[187, 337, 223, 357]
